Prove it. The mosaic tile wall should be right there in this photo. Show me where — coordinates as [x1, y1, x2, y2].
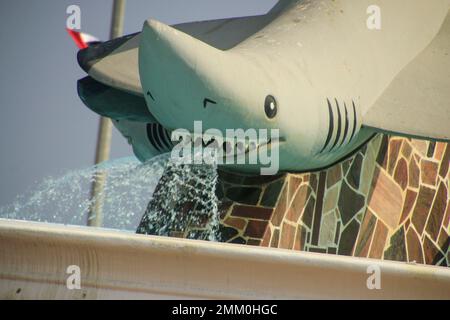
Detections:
[138, 134, 450, 267]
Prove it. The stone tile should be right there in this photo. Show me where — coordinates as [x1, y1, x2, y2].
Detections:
[260, 179, 285, 207]
[420, 160, 438, 186]
[323, 185, 339, 214]
[294, 225, 307, 251]
[218, 201, 233, 220]
[369, 220, 389, 259]
[270, 184, 288, 227]
[406, 227, 424, 263]
[334, 220, 341, 245]
[230, 237, 247, 245]
[342, 159, 352, 176]
[354, 210, 377, 257]
[427, 141, 436, 158]
[247, 239, 261, 246]
[219, 226, 239, 242]
[244, 220, 269, 239]
[287, 185, 311, 222]
[309, 247, 327, 254]
[411, 186, 435, 235]
[423, 235, 444, 265]
[288, 176, 302, 204]
[400, 189, 417, 224]
[231, 205, 273, 220]
[328, 247, 337, 254]
[260, 227, 271, 247]
[301, 196, 316, 229]
[401, 141, 412, 160]
[270, 228, 280, 248]
[394, 158, 408, 190]
[279, 222, 296, 249]
[437, 228, 449, 255]
[408, 157, 420, 189]
[411, 139, 428, 157]
[311, 172, 327, 245]
[226, 187, 262, 205]
[368, 168, 403, 229]
[318, 212, 337, 248]
[425, 182, 448, 241]
[388, 139, 402, 175]
[339, 181, 366, 225]
[384, 227, 407, 262]
[309, 173, 318, 192]
[224, 217, 247, 231]
[347, 153, 363, 190]
[376, 135, 389, 169]
[327, 164, 342, 189]
[438, 145, 450, 178]
[444, 201, 450, 229]
[338, 219, 360, 256]
[434, 142, 446, 161]
[218, 170, 244, 185]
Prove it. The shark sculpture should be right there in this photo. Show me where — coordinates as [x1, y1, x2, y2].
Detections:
[77, 0, 450, 174]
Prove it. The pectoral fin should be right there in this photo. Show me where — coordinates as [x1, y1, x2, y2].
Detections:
[363, 10, 450, 142]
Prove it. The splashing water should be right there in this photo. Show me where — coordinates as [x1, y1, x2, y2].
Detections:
[0, 155, 169, 231]
[137, 151, 221, 241]
[0, 152, 222, 240]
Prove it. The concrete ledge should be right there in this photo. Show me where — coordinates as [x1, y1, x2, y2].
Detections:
[0, 219, 449, 299]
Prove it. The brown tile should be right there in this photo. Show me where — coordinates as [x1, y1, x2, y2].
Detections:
[270, 228, 280, 248]
[411, 186, 435, 235]
[270, 184, 288, 227]
[388, 139, 402, 175]
[420, 160, 438, 186]
[401, 141, 412, 160]
[376, 135, 389, 169]
[311, 171, 327, 245]
[354, 210, 377, 257]
[425, 182, 448, 241]
[384, 227, 407, 262]
[406, 227, 424, 263]
[369, 220, 389, 259]
[400, 189, 417, 224]
[438, 145, 450, 178]
[408, 157, 420, 188]
[231, 205, 273, 220]
[287, 185, 311, 222]
[411, 140, 428, 157]
[219, 201, 233, 220]
[279, 222, 296, 249]
[327, 164, 342, 189]
[309, 173, 318, 191]
[437, 228, 449, 254]
[423, 235, 444, 265]
[444, 201, 450, 229]
[434, 142, 446, 161]
[301, 196, 316, 229]
[288, 176, 302, 204]
[394, 158, 408, 190]
[368, 168, 403, 229]
[337, 219, 360, 256]
[294, 225, 307, 251]
[244, 220, 269, 239]
[260, 227, 271, 247]
[224, 217, 247, 231]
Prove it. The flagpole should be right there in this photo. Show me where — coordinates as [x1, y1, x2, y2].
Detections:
[87, 0, 127, 227]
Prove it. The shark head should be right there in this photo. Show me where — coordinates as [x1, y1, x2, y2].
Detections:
[139, 19, 323, 173]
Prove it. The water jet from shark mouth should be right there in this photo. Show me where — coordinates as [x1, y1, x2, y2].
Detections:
[0, 154, 221, 240]
[137, 151, 221, 241]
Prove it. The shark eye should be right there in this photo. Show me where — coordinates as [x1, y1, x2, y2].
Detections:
[264, 95, 277, 119]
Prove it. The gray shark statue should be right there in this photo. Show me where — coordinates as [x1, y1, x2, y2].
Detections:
[77, 0, 450, 173]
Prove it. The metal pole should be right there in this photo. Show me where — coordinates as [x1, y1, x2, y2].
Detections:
[88, 0, 127, 227]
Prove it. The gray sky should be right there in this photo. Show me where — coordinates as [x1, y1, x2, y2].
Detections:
[0, 0, 276, 207]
